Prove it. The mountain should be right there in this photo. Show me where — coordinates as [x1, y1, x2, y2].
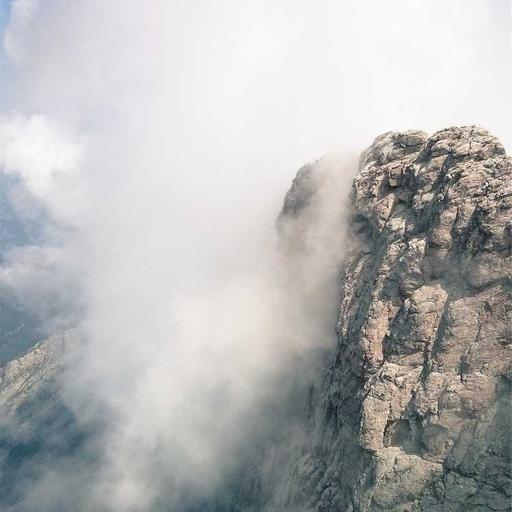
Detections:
[273, 126, 512, 511]
[0, 126, 510, 511]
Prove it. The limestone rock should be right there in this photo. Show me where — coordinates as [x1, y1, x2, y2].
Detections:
[0, 333, 65, 414]
[279, 126, 512, 511]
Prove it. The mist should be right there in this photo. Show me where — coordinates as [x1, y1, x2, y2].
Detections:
[0, 0, 510, 510]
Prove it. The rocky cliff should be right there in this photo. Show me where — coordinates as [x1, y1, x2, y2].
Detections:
[276, 126, 512, 511]
[0, 126, 510, 512]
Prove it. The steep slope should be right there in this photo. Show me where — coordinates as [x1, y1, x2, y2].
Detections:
[0, 332, 90, 510]
[278, 126, 512, 511]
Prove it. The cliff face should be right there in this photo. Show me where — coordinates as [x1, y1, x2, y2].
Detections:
[278, 126, 512, 511]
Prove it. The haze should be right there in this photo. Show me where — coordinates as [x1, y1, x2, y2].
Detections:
[0, 1, 510, 510]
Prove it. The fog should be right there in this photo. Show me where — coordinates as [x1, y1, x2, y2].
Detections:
[0, 0, 510, 510]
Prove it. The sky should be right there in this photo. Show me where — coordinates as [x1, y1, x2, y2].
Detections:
[0, 1, 511, 510]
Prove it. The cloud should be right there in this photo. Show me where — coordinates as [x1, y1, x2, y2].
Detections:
[2, 0, 38, 64]
[0, 244, 81, 330]
[0, 113, 83, 351]
[0, 113, 84, 223]
[0, 1, 510, 510]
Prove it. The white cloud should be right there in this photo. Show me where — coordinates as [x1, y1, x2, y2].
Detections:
[0, 113, 84, 223]
[0, 1, 510, 510]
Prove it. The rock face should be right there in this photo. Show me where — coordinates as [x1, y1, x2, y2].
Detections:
[277, 126, 512, 511]
[0, 332, 87, 509]
[0, 334, 65, 413]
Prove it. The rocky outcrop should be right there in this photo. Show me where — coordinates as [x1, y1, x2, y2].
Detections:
[278, 126, 512, 511]
[0, 331, 86, 509]
[0, 333, 65, 413]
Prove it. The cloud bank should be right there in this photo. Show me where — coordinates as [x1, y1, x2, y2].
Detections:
[0, 0, 510, 510]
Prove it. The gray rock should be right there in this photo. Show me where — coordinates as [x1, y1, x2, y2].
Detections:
[0, 333, 65, 414]
[277, 126, 512, 512]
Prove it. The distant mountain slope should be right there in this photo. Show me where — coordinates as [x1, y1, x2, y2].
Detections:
[0, 332, 91, 511]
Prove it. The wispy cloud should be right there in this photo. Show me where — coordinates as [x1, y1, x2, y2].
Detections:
[0, 1, 510, 510]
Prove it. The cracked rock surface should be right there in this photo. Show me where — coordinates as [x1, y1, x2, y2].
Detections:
[278, 126, 512, 511]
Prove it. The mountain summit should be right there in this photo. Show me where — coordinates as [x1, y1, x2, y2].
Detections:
[273, 126, 512, 511]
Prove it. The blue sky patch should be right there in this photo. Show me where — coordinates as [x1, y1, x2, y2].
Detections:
[0, 0, 13, 32]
